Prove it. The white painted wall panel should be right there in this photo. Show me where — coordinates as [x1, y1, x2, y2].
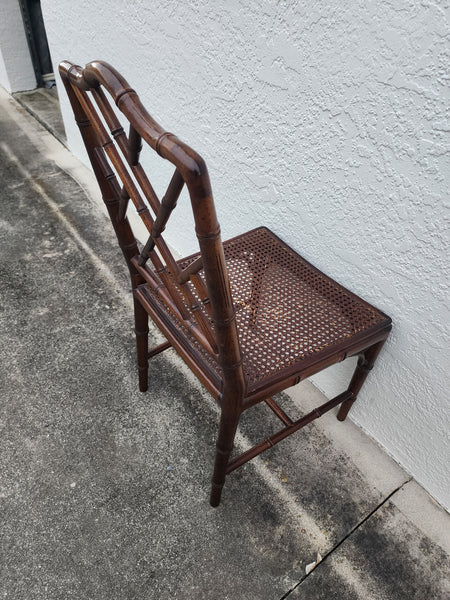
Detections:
[0, 49, 11, 92]
[0, 0, 36, 92]
[41, 0, 450, 510]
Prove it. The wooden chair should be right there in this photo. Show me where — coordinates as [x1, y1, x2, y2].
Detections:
[59, 61, 392, 507]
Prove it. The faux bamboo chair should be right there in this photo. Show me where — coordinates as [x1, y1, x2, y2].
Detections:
[59, 60, 392, 507]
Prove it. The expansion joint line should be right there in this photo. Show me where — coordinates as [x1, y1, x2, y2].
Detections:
[278, 477, 413, 600]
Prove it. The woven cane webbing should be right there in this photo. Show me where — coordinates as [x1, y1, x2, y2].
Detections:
[222, 227, 388, 388]
[144, 227, 389, 393]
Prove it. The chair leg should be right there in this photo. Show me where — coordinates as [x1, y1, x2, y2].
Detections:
[210, 407, 241, 507]
[337, 338, 387, 421]
[133, 296, 149, 392]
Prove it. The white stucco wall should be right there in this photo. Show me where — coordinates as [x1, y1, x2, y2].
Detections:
[0, 0, 36, 92]
[41, 0, 449, 510]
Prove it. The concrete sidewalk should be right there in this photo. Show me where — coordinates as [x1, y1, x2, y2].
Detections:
[0, 88, 449, 600]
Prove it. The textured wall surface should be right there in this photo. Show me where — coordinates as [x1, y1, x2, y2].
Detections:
[0, 0, 36, 92]
[42, 0, 449, 510]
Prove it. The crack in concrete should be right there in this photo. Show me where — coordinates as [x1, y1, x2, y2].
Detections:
[279, 477, 414, 599]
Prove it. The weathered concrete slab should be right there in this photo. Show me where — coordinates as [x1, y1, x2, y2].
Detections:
[13, 87, 66, 144]
[1, 90, 448, 600]
[390, 480, 450, 556]
[286, 497, 450, 599]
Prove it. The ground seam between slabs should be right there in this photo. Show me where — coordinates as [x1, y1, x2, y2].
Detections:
[278, 477, 414, 599]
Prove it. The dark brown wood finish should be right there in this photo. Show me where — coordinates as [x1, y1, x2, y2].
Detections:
[59, 61, 392, 507]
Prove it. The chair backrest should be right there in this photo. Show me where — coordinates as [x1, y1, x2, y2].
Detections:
[59, 61, 245, 399]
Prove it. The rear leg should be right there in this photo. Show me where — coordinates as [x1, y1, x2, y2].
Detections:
[133, 296, 149, 392]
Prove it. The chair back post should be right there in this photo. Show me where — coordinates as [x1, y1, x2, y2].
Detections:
[59, 60, 246, 407]
[185, 167, 246, 409]
[59, 62, 142, 289]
